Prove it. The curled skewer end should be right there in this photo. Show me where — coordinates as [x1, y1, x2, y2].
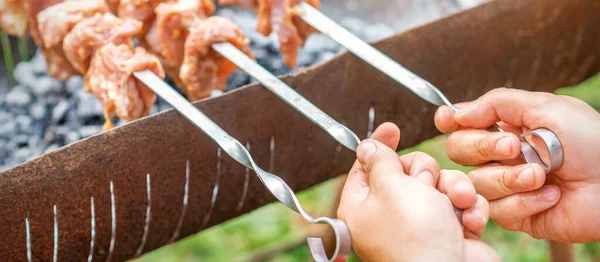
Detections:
[307, 217, 352, 262]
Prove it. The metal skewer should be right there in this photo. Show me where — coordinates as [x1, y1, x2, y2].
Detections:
[133, 70, 351, 262]
[296, 2, 564, 174]
[212, 42, 361, 152]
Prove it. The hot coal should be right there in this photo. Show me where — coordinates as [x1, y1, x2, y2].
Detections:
[0, 8, 393, 171]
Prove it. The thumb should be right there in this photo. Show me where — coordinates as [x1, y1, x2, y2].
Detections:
[356, 139, 406, 190]
[454, 88, 554, 129]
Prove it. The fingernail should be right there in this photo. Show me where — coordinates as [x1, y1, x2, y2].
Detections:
[543, 187, 559, 201]
[357, 141, 377, 164]
[495, 136, 513, 156]
[517, 166, 535, 187]
[455, 105, 472, 116]
[473, 204, 486, 223]
[416, 171, 434, 185]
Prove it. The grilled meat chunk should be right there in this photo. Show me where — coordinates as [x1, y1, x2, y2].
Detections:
[0, 0, 28, 36]
[117, 0, 164, 34]
[37, 0, 109, 48]
[26, 0, 65, 44]
[144, 0, 216, 89]
[85, 43, 165, 130]
[37, 0, 109, 80]
[220, 0, 319, 68]
[63, 13, 142, 74]
[180, 16, 253, 100]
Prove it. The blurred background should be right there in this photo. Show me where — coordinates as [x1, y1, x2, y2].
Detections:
[1, 0, 599, 261]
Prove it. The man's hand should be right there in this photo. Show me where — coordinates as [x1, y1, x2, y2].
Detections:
[434, 88, 600, 242]
[337, 123, 499, 262]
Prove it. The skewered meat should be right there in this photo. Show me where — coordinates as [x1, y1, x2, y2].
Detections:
[37, 0, 109, 80]
[63, 13, 142, 74]
[85, 43, 165, 130]
[0, 0, 28, 36]
[118, 0, 164, 34]
[220, 0, 319, 68]
[26, 0, 64, 44]
[106, 0, 120, 14]
[37, 0, 109, 48]
[218, 0, 257, 10]
[180, 16, 253, 100]
[44, 47, 80, 81]
[143, 0, 216, 89]
[149, 0, 212, 67]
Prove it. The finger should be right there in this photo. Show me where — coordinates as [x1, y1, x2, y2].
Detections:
[341, 122, 402, 210]
[468, 163, 546, 200]
[434, 102, 473, 133]
[434, 105, 460, 133]
[446, 129, 521, 165]
[368, 122, 401, 150]
[356, 139, 405, 190]
[339, 159, 370, 213]
[489, 186, 561, 230]
[464, 239, 501, 262]
[454, 88, 553, 129]
[437, 170, 477, 209]
[462, 195, 489, 239]
[399, 151, 441, 187]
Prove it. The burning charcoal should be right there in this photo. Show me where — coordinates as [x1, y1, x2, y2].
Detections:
[225, 71, 250, 91]
[76, 90, 104, 120]
[316, 51, 336, 63]
[13, 62, 37, 88]
[65, 131, 80, 145]
[14, 134, 29, 148]
[28, 136, 42, 149]
[51, 100, 70, 123]
[13, 148, 31, 163]
[65, 76, 83, 94]
[5, 86, 32, 108]
[44, 144, 60, 154]
[252, 48, 269, 61]
[66, 107, 81, 127]
[340, 17, 366, 38]
[15, 115, 33, 134]
[79, 125, 103, 138]
[29, 102, 46, 120]
[31, 51, 49, 75]
[0, 111, 10, 124]
[304, 34, 341, 53]
[33, 76, 63, 97]
[0, 122, 16, 138]
[248, 31, 272, 48]
[364, 23, 394, 41]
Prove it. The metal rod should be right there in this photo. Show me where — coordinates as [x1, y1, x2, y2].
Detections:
[133, 70, 351, 262]
[297, 2, 446, 106]
[212, 42, 360, 151]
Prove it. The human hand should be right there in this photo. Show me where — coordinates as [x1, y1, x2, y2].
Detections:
[434, 88, 600, 242]
[337, 123, 499, 262]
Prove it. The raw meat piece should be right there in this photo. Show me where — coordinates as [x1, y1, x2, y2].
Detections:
[180, 16, 253, 100]
[84, 43, 165, 130]
[63, 13, 141, 74]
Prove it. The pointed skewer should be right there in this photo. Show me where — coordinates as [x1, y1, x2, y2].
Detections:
[212, 42, 360, 151]
[296, 2, 563, 174]
[133, 70, 351, 262]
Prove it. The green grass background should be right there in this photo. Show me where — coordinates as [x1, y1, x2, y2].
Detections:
[136, 74, 600, 261]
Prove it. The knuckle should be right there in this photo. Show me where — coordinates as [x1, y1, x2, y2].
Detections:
[476, 136, 491, 159]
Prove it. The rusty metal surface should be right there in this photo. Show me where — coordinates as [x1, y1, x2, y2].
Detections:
[1, 0, 599, 260]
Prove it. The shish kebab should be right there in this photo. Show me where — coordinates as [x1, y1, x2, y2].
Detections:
[220, 1, 564, 173]
[3, 0, 465, 260]
[8, 0, 352, 261]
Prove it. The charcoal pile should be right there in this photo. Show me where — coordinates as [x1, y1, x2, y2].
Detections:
[0, 7, 393, 171]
